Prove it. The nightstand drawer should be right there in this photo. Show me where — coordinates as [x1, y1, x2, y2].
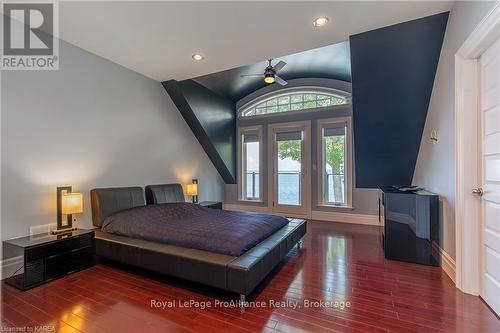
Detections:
[26, 233, 93, 262]
[45, 246, 94, 281]
[25, 260, 44, 286]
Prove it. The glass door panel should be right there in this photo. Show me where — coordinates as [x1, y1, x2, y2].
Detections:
[269, 121, 310, 217]
[276, 133, 302, 206]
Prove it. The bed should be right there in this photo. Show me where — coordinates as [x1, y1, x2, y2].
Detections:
[90, 185, 307, 300]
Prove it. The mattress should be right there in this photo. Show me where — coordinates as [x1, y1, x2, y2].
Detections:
[101, 203, 289, 256]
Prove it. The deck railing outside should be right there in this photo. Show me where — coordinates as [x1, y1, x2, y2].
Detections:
[246, 172, 345, 204]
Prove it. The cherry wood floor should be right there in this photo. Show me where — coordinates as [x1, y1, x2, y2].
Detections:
[2, 220, 499, 333]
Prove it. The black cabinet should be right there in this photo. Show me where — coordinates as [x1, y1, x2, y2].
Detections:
[379, 187, 439, 266]
[3, 229, 95, 290]
[198, 201, 223, 209]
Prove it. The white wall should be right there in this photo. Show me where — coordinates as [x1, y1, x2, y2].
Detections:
[413, 1, 497, 259]
[1, 40, 224, 246]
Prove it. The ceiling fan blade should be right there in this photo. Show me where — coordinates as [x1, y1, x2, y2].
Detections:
[240, 74, 264, 77]
[275, 75, 288, 86]
[273, 61, 286, 71]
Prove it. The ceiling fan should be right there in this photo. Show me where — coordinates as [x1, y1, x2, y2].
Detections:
[240, 59, 288, 86]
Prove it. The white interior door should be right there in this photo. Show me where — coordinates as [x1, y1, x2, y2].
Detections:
[268, 121, 310, 217]
[480, 36, 500, 315]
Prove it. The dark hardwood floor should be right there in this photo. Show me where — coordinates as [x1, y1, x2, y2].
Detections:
[2, 220, 499, 332]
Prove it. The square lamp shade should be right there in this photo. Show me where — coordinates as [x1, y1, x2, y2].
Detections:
[186, 183, 198, 196]
[61, 192, 83, 215]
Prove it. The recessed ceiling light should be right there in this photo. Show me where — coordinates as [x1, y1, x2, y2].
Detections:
[313, 16, 329, 27]
[192, 53, 204, 61]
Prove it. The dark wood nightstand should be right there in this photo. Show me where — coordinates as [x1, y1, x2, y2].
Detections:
[198, 201, 223, 210]
[2, 229, 95, 290]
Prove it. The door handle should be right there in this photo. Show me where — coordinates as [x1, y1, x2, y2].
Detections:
[472, 188, 484, 196]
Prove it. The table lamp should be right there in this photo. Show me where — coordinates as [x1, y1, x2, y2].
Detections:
[53, 186, 83, 234]
[186, 179, 198, 203]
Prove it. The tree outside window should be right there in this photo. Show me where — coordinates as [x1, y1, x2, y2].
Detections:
[278, 134, 346, 204]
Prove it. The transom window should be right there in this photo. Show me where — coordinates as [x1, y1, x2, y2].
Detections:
[240, 90, 348, 117]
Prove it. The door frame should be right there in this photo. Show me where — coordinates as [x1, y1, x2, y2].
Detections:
[267, 120, 311, 218]
[455, 2, 500, 295]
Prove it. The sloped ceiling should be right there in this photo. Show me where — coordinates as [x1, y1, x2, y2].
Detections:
[162, 80, 236, 184]
[192, 41, 351, 102]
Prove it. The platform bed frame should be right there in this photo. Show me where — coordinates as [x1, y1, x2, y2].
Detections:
[90, 186, 307, 301]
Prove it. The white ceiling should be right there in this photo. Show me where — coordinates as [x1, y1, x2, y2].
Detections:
[58, 1, 453, 82]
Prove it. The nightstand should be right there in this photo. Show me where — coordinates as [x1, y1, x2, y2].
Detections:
[3, 229, 95, 290]
[198, 201, 223, 209]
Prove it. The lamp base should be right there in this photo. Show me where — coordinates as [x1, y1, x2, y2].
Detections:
[51, 227, 78, 235]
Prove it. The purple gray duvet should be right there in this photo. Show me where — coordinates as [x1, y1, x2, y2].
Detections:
[101, 203, 289, 256]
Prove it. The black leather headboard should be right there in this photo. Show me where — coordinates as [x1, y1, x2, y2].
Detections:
[145, 183, 185, 205]
[90, 187, 145, 227]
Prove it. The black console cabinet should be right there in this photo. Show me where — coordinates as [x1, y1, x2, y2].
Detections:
[3, 229, 95, 290]
[379, 187, 439, 266]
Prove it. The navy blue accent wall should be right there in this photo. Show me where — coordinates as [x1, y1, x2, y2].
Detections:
[350, 12, 448, 188]
[162, 80, 236, 184]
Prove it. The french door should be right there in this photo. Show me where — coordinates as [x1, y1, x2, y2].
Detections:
[268, 121, 310, 217]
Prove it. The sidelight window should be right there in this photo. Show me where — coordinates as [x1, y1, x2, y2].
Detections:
[318, 118, 352, 207]
[238, 126, 263, 201]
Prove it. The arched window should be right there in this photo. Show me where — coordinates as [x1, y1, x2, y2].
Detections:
[239, 88, 349, 117]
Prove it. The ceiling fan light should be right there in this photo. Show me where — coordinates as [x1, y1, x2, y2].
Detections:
[264, 74, 275, 84]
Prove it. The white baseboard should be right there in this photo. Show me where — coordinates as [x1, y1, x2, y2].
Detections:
[432, 241, 456, 284]
[1, 256, 23, 280]
[311, 210, 379, 225]
[223, 203, 309, 219]
[223, 203, 378, 226]
[223, 203, 270, 213]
